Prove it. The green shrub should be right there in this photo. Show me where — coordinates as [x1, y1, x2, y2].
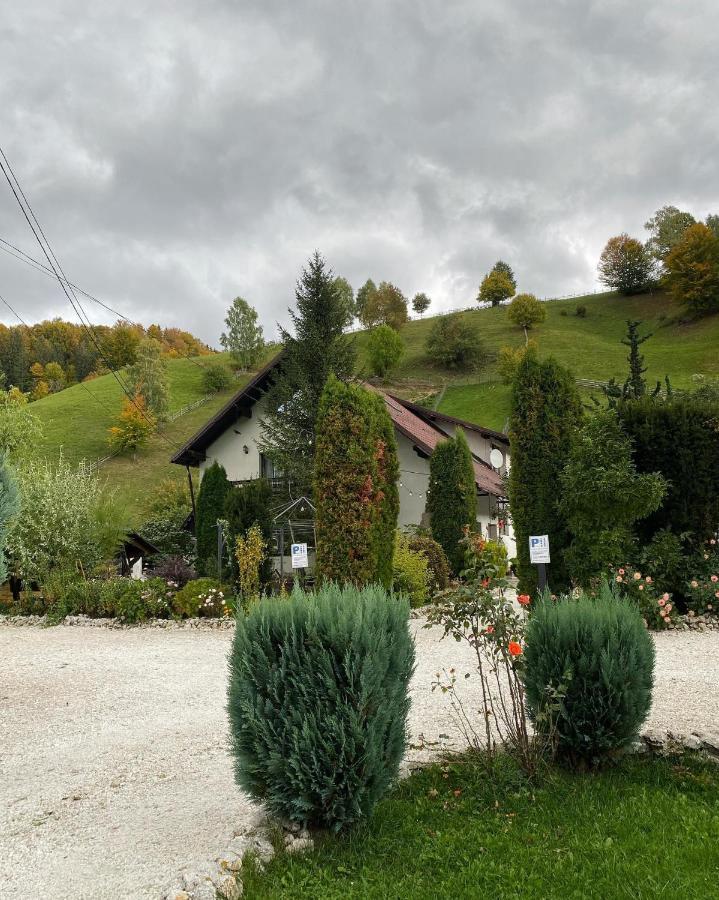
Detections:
[392, 532, 430, 606]
[575, 305, 587, 318]
[367, 324, 404, 378]
[406, 533, 450, 592]
[195, 461, 231, 575]
[427, 430, 476, 574]
[227, 583, 415, 831]
[172, 577, 227, 618]
[314, 377, 399, 588]
[523, 585, 654, 766]
[202, 361, 234, 393]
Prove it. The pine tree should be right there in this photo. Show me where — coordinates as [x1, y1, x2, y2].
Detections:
[127, 338, 170, 421]
[195, 461, 231, 575]
[260, 252, 355, 479]
[426, 430, 476, 573]
[220, 297, 265, 371]
[314, 377, 398, 587]
[621, 320, 651, 400]
[508, 350, 582, 593]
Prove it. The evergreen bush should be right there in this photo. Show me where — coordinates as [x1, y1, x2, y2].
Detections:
[195, 461, 231, 575]
[227, 583, 415, 831]
[509, 351, 582, 593]
[523, 585, 655, 766]
[427, 430, 476, 574]
[618, 394, 719, 546]
[314, 377, 398, 587]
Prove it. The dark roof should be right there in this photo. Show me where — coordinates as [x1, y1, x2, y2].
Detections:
[170, 350, 285, 467]
[389, 396, 509, 446]
[123, 532, 160, 557]
[366, 386, 505, 497]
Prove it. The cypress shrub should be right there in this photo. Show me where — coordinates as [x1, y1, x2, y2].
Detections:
[508, 350, 582, 593]
[426, 429, 476, 574]
[227, 583, 415, 831]
[314, 377, 399, 587]
[523, 585, 655, 766]
[618, 394, 719, 545]
[195, 461, 231, 575]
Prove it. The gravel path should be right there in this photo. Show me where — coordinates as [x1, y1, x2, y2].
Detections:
[1, 620, 718, 900]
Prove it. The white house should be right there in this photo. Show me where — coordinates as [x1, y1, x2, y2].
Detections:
[171, 353, 515, 568]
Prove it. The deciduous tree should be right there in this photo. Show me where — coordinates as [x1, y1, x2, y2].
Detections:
[478, 269, 514, 306]
[333, 276, 356, 327]
[425, 314, 487, 371]
[598, 233, 653, 294]
[664, 223, 719, 317]
[411, 292, 431, 316]
[507, 293, 546, 343]
[644, 205, 696, 263]
[108, 394, 156, 458]
[360, 281, 408, 330]
[127, 338, 170, 421]
[367, 324, 404, 378]
[220, 296, 265, 371]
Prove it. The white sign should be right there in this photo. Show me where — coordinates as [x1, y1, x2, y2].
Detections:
[291, 542, 309, 569]
[529, 534, 551, 564]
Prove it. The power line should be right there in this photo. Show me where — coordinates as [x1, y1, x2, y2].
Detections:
[0, 146, 181, 452]
[0, 235, 209, 372]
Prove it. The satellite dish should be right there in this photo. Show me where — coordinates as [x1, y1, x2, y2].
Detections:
[489, 448, 504, 469]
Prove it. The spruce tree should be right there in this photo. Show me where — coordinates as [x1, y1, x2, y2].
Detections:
[195, 461, 231, 575]
[426, 429, 476, 574]
[508, 351, 582, 593]
[621, 320, 651, 400]
[314, 377, 398, 587]
[261, 252, 355, 479]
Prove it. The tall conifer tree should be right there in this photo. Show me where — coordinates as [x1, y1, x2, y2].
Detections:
[261, 252, 355, 479]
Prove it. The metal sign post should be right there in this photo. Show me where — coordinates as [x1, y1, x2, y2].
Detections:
[529, 534, 551, 592]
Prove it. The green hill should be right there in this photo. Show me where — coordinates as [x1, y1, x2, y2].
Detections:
[31, 352, 267, 525]
[356, 290, 719, 431]
[28, 291, 719, 525]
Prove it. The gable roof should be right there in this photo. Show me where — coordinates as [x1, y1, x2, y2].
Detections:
[389, 396, 510, 446]
[371, 388, 505, 497]
[170, 350, 285, 467]
[170, 351, 506, 496]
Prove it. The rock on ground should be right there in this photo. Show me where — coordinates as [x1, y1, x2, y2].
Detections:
[1, 620, 718, 899]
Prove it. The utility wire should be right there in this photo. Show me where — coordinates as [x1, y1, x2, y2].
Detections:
[0, 235, 209, 372]
[0, 289, 118, 417]
[0, 146, 181, 451]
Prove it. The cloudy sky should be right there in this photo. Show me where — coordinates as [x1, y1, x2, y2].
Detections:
[1, 1, 718, 345]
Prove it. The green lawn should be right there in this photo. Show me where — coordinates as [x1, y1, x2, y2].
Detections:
[29, 351, 276, 525]
[241, 752, 719, 899]
[356, 290, 719, 430]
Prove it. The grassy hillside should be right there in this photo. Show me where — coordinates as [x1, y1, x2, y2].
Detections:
[356, 290, 719, 431]
[30, 352, 269, 525]
[28, 291, 719, 524]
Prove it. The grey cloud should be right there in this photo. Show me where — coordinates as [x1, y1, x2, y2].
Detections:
[1, 0, 718, 344]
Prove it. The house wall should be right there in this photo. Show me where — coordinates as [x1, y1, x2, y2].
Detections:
[199, 395, 271, 482]
[396, 432, 432, 527]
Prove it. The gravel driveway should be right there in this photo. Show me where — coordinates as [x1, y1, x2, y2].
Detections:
[1, 620, 718, 900]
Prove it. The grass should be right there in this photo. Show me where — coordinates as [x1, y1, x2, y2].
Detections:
[356, 290, 719, 430]
[240, 751, 719, 899]
[29, 350, 274, 525]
